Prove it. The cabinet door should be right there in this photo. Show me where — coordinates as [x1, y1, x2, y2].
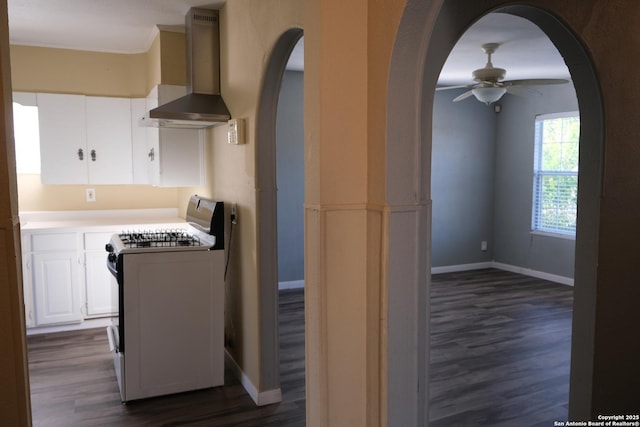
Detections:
[145, 87, 160, 185]
[131, 98, 149, 184]
[85, 97, 133, 184]
[22, 255, 35, 328]
[158, 128, 205, 187]
[84, 232, 118, 316]
[20, 233, 35, 327]
[85, 251, 118, 316]
[145, 85, 204, 187]
[37, 93, 88, 184]
[32, 251, 83, 325]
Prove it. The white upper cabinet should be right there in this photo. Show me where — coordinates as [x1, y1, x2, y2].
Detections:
[130, 98, 149, 185]
[154, 126, 205, 187]
[32, 90, 203, 186]
[37, 93, 136, 185]
[144, 85, 205, 187]
[85, 96, 133, 184]
[38, 93, 88, 184]
[145, 86, 160, 185]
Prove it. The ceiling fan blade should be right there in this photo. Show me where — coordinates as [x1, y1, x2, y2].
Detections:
[436, 84, 473, 91]
[506, 85, 542, 97]
[452, 90, 475, 102]
[478, 80, 501, 87]
[503, 78, 570, 86]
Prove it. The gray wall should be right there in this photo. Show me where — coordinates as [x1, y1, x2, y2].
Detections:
[432, 84, 578, 279]
[276, 70, 305, 283]
[431, 90, 497, 267]
[493, 84, 578, 278]
[279, 74, 578, 279]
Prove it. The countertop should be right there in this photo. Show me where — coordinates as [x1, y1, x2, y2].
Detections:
[19, 208, 185, 232]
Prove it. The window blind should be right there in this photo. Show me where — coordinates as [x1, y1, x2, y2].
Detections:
[532, 112, 580, 236]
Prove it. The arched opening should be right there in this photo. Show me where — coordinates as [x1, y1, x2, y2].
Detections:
[386, 2, 602, 424]
[430, 12, 579, 425]
[255, 27, 305, 403]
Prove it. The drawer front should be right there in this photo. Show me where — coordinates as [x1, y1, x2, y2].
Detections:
[31, 233, 77, 251]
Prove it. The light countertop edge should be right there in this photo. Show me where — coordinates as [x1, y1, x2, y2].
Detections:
[19, 208, 185, 232]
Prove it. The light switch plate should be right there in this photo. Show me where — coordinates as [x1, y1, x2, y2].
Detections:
[227, 119, 244, 145]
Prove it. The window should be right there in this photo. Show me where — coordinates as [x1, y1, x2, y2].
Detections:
[13, 96, 41, 174]
[532, 111, 580, 236]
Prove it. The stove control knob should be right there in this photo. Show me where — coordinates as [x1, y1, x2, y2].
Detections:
[108, 253, 117, 263]
[105, 243, 114, 253]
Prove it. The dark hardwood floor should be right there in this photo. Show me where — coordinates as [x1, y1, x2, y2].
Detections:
[27, 289, 306, 427]
[28, 270, 573, 426]
[429, 269, 574, 427]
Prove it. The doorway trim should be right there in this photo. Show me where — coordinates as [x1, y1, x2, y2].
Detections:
[386, 1, 602, 424]
[255, 27, 304, 401]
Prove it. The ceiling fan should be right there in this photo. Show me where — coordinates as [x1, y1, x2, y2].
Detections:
[437, 43, 569, 105]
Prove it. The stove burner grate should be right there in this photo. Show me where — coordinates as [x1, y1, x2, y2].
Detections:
[118, 229, 202, 248]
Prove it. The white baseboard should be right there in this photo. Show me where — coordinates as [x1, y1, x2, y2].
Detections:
[278, 280, 304, 290]
[431, 262, 493, 274]
[492, 262, 574, 286]
[431, 261, 574, 286]
[26, 317, 113, 336]
[224, 349, 282, 406]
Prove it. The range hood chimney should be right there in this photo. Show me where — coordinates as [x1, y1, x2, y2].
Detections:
[146, 8, 231, 129]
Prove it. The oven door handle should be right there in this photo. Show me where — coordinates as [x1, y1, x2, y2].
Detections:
[106, 257, 118, 278]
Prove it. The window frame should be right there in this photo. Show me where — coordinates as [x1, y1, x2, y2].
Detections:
[12, 92, 41, 175]
[531, 110, 580, 238]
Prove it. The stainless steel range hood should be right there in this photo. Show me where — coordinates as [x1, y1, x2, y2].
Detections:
[145, 8, 231, 129]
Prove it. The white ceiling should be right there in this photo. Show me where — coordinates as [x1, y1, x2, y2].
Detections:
[7, 0, 226, 54]
[6, 2, 567, 82]
[439, 13, 570, 86]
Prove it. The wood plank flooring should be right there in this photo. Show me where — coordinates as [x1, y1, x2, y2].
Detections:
[429, 269, 574, 427]
[27, 289, 306, 427]
[28, 270, 573, 426]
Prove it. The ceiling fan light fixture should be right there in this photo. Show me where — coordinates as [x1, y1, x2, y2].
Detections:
[472, 87, 507, 105]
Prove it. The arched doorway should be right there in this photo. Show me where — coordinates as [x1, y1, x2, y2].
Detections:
[386, 2, 602, 424]
[255, 27, 304, 401]
[430, 12, 579, 425]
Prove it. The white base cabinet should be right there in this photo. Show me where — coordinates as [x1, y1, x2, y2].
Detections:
[84, 232, 119, 316]
[32, 251, 83, 325]
[21, 254, 34, 328]
[23, 229, 119, 328]
[29, 233, 83, 326]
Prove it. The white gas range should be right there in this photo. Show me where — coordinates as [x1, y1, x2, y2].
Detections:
[105, 195, 225, 402]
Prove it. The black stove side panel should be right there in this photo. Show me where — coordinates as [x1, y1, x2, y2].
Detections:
[211, 201, 224, 250]
[115, 254, 125, 353]
[186, 195, 224, 250]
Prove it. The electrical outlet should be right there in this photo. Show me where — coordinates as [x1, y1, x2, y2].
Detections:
[231, 203, 238, 224]
[481, 240, 488, 251]
[86, 188, 96, 202]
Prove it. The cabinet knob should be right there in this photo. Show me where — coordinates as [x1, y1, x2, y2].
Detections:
[90, 149, 97, 162]
[77, 148, 84, 160]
